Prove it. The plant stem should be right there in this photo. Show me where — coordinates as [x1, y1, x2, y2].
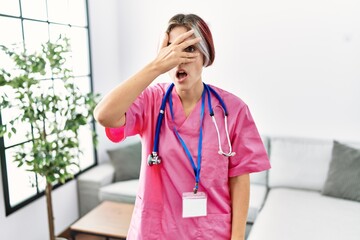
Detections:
[45, 182, 55, 240]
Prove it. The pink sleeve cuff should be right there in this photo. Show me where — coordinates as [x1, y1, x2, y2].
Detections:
[105, 126, 126, 143]
[228, 160, 271, 177]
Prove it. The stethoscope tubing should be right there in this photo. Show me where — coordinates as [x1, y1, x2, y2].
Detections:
[149, 82, 235, 166]
[204, 84, 234, 156]
[153, 84, 175, 154]
[205, 84, 228, 116]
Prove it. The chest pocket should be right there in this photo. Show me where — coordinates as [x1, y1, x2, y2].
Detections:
[200, 147, 229, 189]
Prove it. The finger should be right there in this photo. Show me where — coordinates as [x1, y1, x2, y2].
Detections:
[180, 56, 198, 64]
[178, 37, 202, 50]
[177, 52, 200, 65]
[171, 29, 195, 45]
[179, 51, 200, 59]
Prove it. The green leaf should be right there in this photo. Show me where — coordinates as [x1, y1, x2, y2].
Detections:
[0, 125, 7, 137]
[0, 74, 6, 86]
[16, 161, 24, 168]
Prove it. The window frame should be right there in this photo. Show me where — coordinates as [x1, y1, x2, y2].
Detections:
[0, 0, 97, 216]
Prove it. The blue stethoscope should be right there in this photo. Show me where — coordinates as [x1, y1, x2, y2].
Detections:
[148, 82, 236, 167]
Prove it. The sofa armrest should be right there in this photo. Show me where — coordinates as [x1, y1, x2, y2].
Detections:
[77, 162, 115, 216]
[248, 183, 268, 224]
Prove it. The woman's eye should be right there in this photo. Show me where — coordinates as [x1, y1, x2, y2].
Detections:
[184, 46, 195, 53]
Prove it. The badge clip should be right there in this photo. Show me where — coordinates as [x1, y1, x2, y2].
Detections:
[193, 182, 199, 194]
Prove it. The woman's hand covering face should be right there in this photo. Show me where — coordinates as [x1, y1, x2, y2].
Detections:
[154, 29, 201, 74]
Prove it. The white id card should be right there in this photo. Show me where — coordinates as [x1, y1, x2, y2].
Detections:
[182, 192, 207, 218]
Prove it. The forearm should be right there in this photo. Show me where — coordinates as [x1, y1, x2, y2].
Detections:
[94, 62, 161, 128]
[94, 30, 200, 128]
[229, 174, 250, 240]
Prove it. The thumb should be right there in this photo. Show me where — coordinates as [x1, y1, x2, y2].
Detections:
[158, 32, 169, 53]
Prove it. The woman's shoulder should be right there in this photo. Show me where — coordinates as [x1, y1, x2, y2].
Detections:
[145, 82, 171, 94]
[141, 82, 171, 99]
[207, 84, 248, 110]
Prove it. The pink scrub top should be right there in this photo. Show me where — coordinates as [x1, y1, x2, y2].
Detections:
[106, 83, 270, 240]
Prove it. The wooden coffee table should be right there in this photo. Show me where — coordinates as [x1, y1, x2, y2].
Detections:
[70, 201, 134, 240]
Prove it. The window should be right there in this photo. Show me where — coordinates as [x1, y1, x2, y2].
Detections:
[0, 0, 96, 215]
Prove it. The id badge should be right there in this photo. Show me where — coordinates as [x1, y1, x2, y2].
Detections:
[182, 192, 207, 218]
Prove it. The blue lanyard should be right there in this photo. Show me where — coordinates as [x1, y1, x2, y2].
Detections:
[169, 84, 206, 193]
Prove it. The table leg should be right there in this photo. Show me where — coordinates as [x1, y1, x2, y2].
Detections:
[70, 230, 77, 240]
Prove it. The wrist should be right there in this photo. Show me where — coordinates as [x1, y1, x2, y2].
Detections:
[231, 228, 245, 240]
[230, 235, 245, 240]
[147, 59, 165, 76]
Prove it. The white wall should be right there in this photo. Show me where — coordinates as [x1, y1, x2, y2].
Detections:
[102, 0, 360, 145]
[88, 0, 140, 163]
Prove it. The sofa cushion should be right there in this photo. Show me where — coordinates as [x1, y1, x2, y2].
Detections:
[78, 162, 115, 187]
[107, 141, 142, 181]
[322, 141, 360, 202]
[99, 179, 139, 203]
[250, 136, 269, 185]
[247, 184, 268, 223]
[247, 188, 360, 240]
[250, 171, 268, 186]
[268, 137, 333, 191]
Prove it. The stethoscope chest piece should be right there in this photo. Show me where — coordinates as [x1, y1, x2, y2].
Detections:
[148, 152, 161, 166]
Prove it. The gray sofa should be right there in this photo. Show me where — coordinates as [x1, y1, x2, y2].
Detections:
[77, 136, 360, 239]
[247, 137, 360, 240]
[77, 140, 141, 216]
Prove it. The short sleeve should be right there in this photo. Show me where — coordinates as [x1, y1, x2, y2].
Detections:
[228, 105, 271, 177]
[105, 90, 148, 143]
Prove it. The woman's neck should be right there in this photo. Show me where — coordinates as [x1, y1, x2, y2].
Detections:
[176, 80, 204, 117]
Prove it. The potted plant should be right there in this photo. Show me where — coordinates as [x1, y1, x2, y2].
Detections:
[0, 36, 100, 240]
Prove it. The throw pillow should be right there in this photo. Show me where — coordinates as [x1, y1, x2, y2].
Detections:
[322, 141, 360, 202]
[107, 141, 142, 182]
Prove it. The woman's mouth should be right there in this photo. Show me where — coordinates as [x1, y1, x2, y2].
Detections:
[176, 70, 188, 82]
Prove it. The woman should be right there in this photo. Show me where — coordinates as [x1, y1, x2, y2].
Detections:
[94, 13, 270, 240]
